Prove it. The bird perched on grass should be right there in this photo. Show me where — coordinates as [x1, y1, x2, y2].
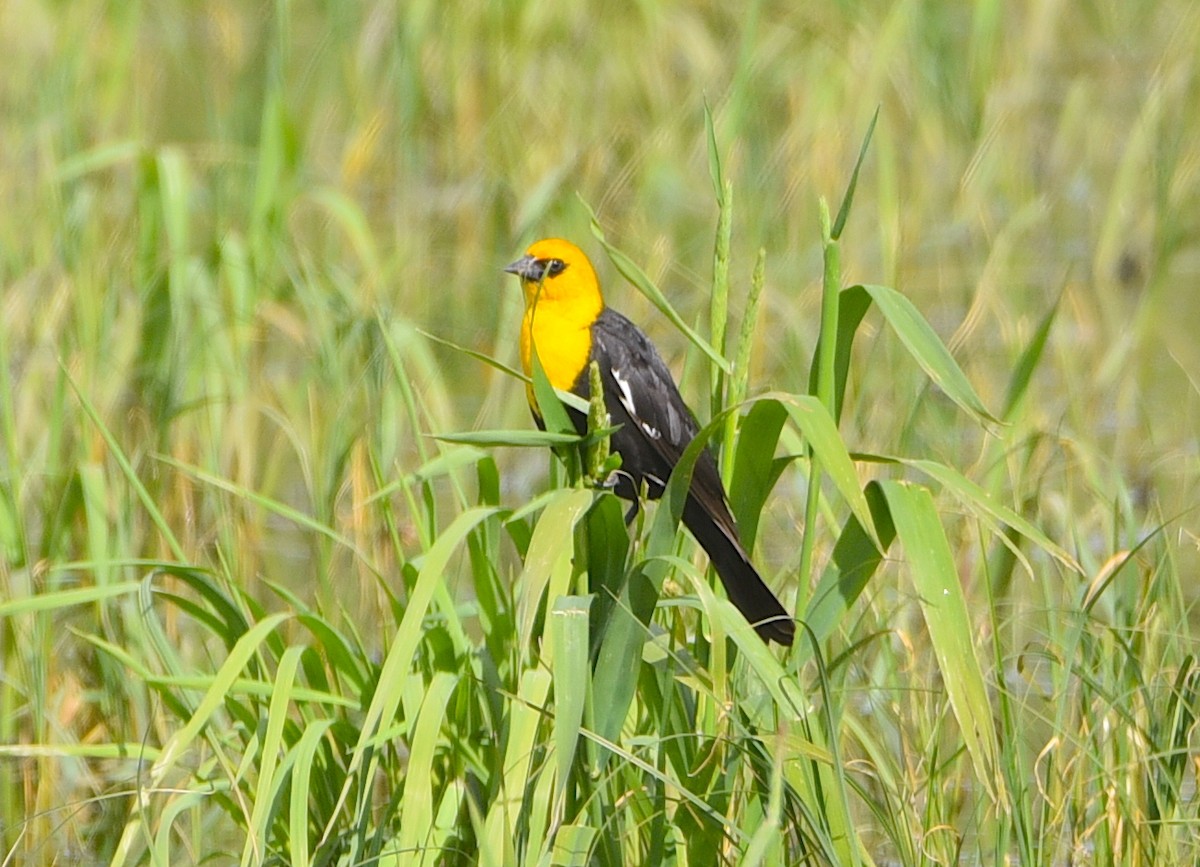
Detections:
[505, 238, 794, 646]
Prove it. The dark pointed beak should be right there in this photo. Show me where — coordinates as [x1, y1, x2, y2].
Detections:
[503, 254, 542, 282]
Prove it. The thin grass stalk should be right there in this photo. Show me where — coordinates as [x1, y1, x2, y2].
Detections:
[796, 199, 840, 614]
[710, 178, 732, 427]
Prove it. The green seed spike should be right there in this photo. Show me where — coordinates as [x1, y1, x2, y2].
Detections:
[586, 360, 611, 483]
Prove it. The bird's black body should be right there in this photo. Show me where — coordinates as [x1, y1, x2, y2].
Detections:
[570, 308, 795, 646]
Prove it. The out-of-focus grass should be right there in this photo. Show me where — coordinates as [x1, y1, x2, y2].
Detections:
[2, 0, 1199, 863]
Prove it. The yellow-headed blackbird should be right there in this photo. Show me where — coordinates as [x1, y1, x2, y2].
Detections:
[505, 238, 795, 645]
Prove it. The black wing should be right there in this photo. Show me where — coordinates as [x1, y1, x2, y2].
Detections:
[581, 309, 794, 645]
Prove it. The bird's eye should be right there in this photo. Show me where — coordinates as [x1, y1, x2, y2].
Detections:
[545, 258, 567, 277]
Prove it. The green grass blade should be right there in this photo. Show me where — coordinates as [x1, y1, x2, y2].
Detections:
[550, 824, 598, 867]
[397, 671, 460, 864]
[153, 790, 212, 866]
[725, 246, 767, 484]
[515, 489, 594, 651]
[67, 367, 187, 561]
[436, 429, 585, 448]
[322, 507, 499, 852]
[861, 284, 998, 425]
[807, 285, 874, 424]
[73, 630, 155, 681]
[288, 719, 336, 867]
[670, 555, 807, 722]
[900, 457, 1080, 572]
[418, 327, 530, 385]
[0, 581, 140, 617]
[881, 480, 1006, 803]
[767, 393, 878, 547]
[831, 107, 879, 241]
[155, 455, 369, 568]
[728, 398, 789, 551]
[0, 742, 163, 761]
[149, 612, 291, 779]
[581, 493, 629, 652]
[241, 644, 305, 867]
[579, 725, 748, 847]
[483, 668, 552, 867]
[704, 98, 725, 200]
[709, 175, 732, 421]
[548, 595, 591, 808]
[1001, 293, 1061, 420]
[802, 481, 896, 649]
[589, 567, 656, 752]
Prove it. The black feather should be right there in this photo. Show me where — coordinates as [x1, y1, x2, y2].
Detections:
[568, 309, 795, 646]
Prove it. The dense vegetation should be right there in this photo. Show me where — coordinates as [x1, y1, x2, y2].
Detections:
[2, 1, 1198, 863]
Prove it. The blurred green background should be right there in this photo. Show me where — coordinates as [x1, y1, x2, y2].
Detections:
[3, 0, 1200, 861]
[5, 0, 1197, 482]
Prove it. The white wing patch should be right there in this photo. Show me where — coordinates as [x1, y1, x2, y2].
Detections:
[611, 367, 661, 440]
[611, 367, 636, 415]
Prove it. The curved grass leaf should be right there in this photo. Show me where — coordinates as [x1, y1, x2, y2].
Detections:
[880, 480, 1005, 803]
[861, 284, 998, 425]
[807, 285, 874, 424]
[729, 399, 790, 550]
[322, 507, 500, 853]
[369, 445, 489, 502]
[242, 644, 305, 867]
[549, 595, 591, 807]
[589, 563, 657, 753]
[156, 455, 371, 568]
[516, 489, 595, 651]
[153, 790, 213, 866]
[0, 580, 140, 617]
[435, 428, 585, 448]
[765, 393, 878, 547]
[146, 612, 292, 787]
[1001, 293, 1060, 420]
[669, 555, 808, 724]
[295, 613, 368, 691]
[551, 824, 598, 867]
[899, 457, 1080, 573]
[397, 671, 460, 861]
[578, 726, 745, 846]
[288, 719, 336, 867]
[802, 481, 896, 650]
[582, 493, 630, 654]
[483, 668, 552, 867]
[831, 107, 879, 241]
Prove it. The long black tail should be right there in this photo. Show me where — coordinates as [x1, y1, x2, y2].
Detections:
[683, 498, 795, 646]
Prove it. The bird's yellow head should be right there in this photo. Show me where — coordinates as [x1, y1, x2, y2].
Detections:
[506, 238, 605, 394]
[504, 238, 604, 311]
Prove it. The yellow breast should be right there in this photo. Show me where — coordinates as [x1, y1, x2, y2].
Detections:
[520, 302, 594, 409]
